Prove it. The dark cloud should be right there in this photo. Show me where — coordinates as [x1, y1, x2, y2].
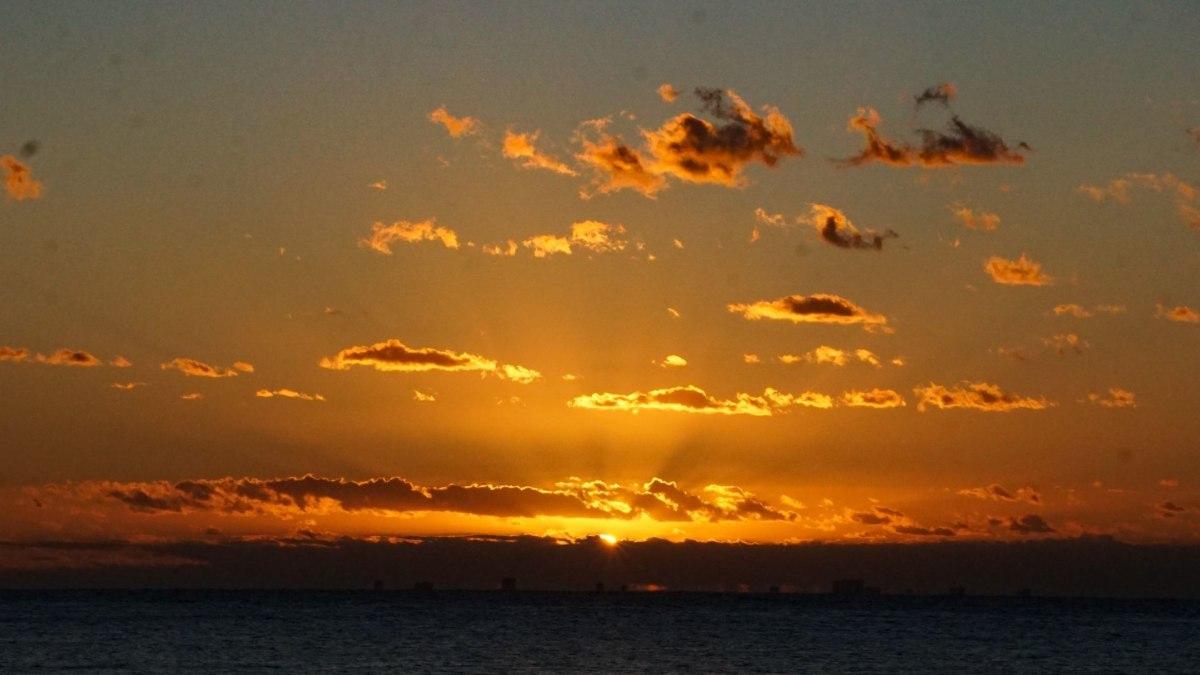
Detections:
[319, 339, 539, 383]
[728, 294, 889, 331]
[35, 349, 103, 367]
[804, 204, 897, 250]
[19, 140, 39, 159]
[915, 83, 956, 107]
[1008, 514, 1055, 535]
[892, 525, 956, 537]
[840, 106, 1030, 168]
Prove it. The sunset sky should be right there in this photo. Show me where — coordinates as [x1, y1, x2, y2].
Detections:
[3, 2, 1200, 574]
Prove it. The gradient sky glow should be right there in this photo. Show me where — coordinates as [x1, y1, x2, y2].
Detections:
[3, 1, 1200, 558]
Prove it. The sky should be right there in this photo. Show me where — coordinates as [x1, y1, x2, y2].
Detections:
[2, 1, 1200, 585]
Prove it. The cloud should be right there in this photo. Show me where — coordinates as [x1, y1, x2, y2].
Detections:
[428, 106, 482, 138]
[1051, 304, 1125, 318]
[502, 129, 577, 176]
[1079, 172, 1199, 228]
[914, 381, 1051, 412]
[1157, 304, 1199, 324]
[1157, 501, 1186, 518]
[659, 354, 688, 368]
[958, 484, 1041, 505]
[642, 88, 802, 187]
[985, 253, 1053, 286]
[951, 203, 1000, 230]
[70, 475, 795, 523]
[35, 349, 103, 367]
[1087, 387, 1136, 408]
[743, 353, 761, 364]
[914, 82, 957, 107]
[368, 180, 387, 190]
[256, 389, 326, 402]
[841, 389, 907, 409]
[109, 356, 132, 368]
[1007, 514, 1055, 534]
[180, 393, 203, 400]
[656, 83, 679, 103]
[515, 220, 628, 258]
[568, 385, 831, 416]
[360, 219, 459, 254]
[840, 107, 1030, 168]
[319, 339, 540, 383]
[161, 358, 244, 378]
[1043, 333, 1088, 355]
[802, 203, 897, 250]
[413, 390, 436, 403]
[2, 155, 44, 201]
[0, 346, 30, 362]
[778, 346, 881, 367]
[482, 240, 519, 257]
[728, 294, 889, 332]
[575, 120, 667, 198]
[523, 234, 572, 258]
[111, 382, 147, 390]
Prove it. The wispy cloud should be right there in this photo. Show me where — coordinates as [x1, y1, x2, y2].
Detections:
[575, 119, 666, 198]
[502, 129, 577, 176]
[111, 382, 147, 391]
[319, 339, 540, 383]
[0, 346, 30, 362]
[428, 106, 482, 138]
[161, 358, 249, 378]
[1043, 333, 1088, 355]
[914, 381, 1052, 412]
[802, 203, 897, 250]
[2, 155, 44, 201]
[729, 294, 889, 332]
[1157, 303, 1199, 324]
[568, 385, 832, 416]
[951, 203, 1000, 230]
[985, 253, 1053, 286]
[656, 83, 679, 103]
[34, 349, 103, 367]
[958, 484, 1041, 504]
[841, 389, 907, 408]
[914, 82, 957, 107]
[256, 389, 326, 402]
[778, 346, 882, 367]
[840, 104, 1030, 168]
[1086, 387, 1136, 408]
[360, 219, 459, 253]
[1079, 172, 1199, 228]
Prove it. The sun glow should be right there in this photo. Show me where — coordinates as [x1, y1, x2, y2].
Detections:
[598, 533, 619, 546]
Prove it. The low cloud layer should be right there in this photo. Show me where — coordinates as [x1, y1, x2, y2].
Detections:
[55, 475, 796, 524]
[985, 253, 1053, 286]
[914, 381, 1051, 412]
[319, 339, 540, 383]
[568, 385, 832, 416]
[729, 294, 889, 332]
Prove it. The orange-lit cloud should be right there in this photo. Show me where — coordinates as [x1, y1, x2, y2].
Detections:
[516, 220, 628, 258]
[368, 180, 387, 190]
[0, 346, 30, 362]
[1079, 172, 1199, 228]
[656, 83, 679, 103]
[427, 105, 481, 138]
[502, 129, 577, 176]
[958, 484, 1041, 504]
[841, 389, 906, 408]
[951, 203, 1000, 230]
[2, 155, 44, 201]
[1043, 333, 1088, 355]
[482, 240, 519, 257]
[413, 390, 436, 403]
[568, 385, 832, 416]
[111, 382, 147, 391]
[914, 82, 957, 107]
[1087, 387, 1136, 408]
[778, 346, 881, 367]
[1051, 303, 1125, 318]
[914, 381, 1052, 412]
[801, 203, 896, 250]
[841, 107, 1029, 168]
[361, 219, 459, 253]
[180, 393, 203, 400]
[256, 389, 326, 402]
[575, 121, 666, 198]
[161, 358, 246, 378]
[1157, 303, 1199, 324]
[523, 234, 572, 258]
[34, 349, 103, 367]
[985, 253, 1053, 286]
[109, 356, 132, 368]
[643, 88, 801, 187]
[728, 294, 889, 331]
[319, 339, 540, 383]
[60, 475, 795, 523]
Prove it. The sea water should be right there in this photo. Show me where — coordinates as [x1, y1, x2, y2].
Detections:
[2, 591, 1197, 673]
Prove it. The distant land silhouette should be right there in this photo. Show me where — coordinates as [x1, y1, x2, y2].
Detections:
[2, 536, 1199, 598]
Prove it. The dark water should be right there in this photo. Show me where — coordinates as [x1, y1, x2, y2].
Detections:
[1, 591, 1198, 673]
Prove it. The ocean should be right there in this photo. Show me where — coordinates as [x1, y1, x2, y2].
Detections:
[2, 591, 1197, 673]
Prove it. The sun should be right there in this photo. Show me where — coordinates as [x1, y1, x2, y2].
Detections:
[598, 533, 619, 546]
